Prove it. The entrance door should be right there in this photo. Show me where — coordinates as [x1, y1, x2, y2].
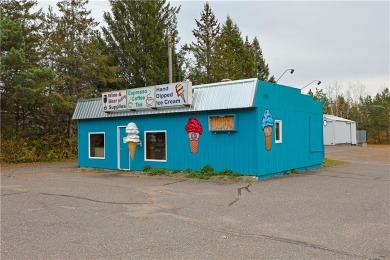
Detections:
[117, 126, 130, 170]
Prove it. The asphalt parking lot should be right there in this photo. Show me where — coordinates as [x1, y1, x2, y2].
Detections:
[1, 145, 389, 259]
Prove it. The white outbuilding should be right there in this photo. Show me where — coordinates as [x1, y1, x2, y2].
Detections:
[323, 114, 357, 145]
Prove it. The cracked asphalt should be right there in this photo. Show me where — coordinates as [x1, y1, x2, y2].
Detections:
[1, 145, 389, 259]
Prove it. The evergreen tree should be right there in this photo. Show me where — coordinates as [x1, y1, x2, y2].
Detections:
[0, 0, 53, 136]
[46, 0, 118, 137]
[243, 35, 256, 79]
[210, 16, 254, 81]
[358, 95, 372, 131]
[249, 37, 274, 82]
[183, 2, 220, 84]
[312, 87, 331, 114]
[50, 0, 115, 99]
[0, 0, 118, 162]
[370, 88, 390, 143]
[334, 95, 350, 118]
[101, 0, 182, 88]
[1, 0, 44, 65]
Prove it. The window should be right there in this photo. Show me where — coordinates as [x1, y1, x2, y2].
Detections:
[208, 115, 236, 132]
[275, 120, 282, 143]
[89, 133, 105, 158]
[145, 131, 167, 161]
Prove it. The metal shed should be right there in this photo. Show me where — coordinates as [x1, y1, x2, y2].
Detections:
[323, 114, 357, 145]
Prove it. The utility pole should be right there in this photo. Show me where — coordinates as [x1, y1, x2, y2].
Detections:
[168, 33, 172, 83]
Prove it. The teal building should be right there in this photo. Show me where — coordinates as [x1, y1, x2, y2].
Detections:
[72, 78, 324, 178]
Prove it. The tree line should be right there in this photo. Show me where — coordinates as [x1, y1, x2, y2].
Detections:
[0, 0, 388, 163]
[308, 83, 390, 144]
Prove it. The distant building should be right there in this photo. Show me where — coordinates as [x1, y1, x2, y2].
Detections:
[323, 114, 357, 145]
[72, 78, 324, 178]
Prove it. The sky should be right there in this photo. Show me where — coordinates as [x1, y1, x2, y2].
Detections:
[36, 1, 389, 97]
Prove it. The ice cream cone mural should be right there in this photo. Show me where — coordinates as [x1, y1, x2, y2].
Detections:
[175, 83, 186, 103]
[124, 122, 140, 160]
[261, 110, 274, 151]
[185, 117, 202, 153]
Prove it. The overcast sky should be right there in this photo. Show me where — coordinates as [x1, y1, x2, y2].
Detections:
[37, 1, 389, 97]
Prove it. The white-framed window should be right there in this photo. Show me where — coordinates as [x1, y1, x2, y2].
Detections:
[89, 132, 105, 159]
[275, 120, 282, 143]
[144, 131, 167, 162]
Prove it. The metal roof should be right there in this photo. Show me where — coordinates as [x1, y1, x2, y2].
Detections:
[324, 114, 355, 123]
[72, 78, 258, 120]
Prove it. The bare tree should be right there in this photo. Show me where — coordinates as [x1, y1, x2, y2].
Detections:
[324, 81, 343, 116]
[346, 81, 367, 103]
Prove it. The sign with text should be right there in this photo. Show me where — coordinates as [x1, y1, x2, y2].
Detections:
[102, 81, 192, 112]
[127, 87, 155, 109]
[102, 90, 127, 112]
[209, 115, 235, 131]
[155, 82, 192, 107]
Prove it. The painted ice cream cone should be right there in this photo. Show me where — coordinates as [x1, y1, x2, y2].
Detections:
[261, 110, 274, 151]
[185, 117, 202, 153]
[188, 132, 200, 153]
[125, 122, 140, 160]
[179, 94, 186, 103]
[263, 126, 272, 151]
[175, 83, 186, 103]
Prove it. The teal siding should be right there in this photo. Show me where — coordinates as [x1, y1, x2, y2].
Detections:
[78, 108, 260, 175]
[76, 80, 323, 178]
[255, 81, 324, 178]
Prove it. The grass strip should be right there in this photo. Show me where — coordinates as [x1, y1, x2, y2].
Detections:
[322, 158, 349, 167]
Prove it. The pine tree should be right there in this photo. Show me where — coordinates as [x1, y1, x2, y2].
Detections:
[183, 2, 220, 84]
[312, 87, 331, 114]
[0, 0, 53, 136]
[243, 35, 256, 78]
[210, 16, 254, 81]
[101, 0, 182, 88]
[45, 0, 118, 137]
[0, 0, 118, 162]
[249, 37, 274, 82]
[1, 0, 44, 65]
[370, 88, 390, 143]
[51, 0, 102, 98]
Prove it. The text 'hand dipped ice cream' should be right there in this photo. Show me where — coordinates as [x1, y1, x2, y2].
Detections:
[185, 117, 202, 153]
[175, 83, 186, 103]
[261, 110, 274, 151]
[125, 122, 140, 160]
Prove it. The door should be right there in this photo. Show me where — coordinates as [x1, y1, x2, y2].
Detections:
[117, 126, 130, 170]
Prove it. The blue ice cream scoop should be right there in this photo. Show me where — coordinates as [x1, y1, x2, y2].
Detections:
[262, 110, 274, 129]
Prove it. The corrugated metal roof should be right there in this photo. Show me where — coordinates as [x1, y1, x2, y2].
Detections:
[324, 114, 355, 123]
[72, 78, 258, 120]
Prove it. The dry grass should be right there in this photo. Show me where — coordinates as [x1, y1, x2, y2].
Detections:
[322, 158, 349, 167]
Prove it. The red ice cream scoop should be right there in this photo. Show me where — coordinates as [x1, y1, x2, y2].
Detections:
[185, 117, 202, 134]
